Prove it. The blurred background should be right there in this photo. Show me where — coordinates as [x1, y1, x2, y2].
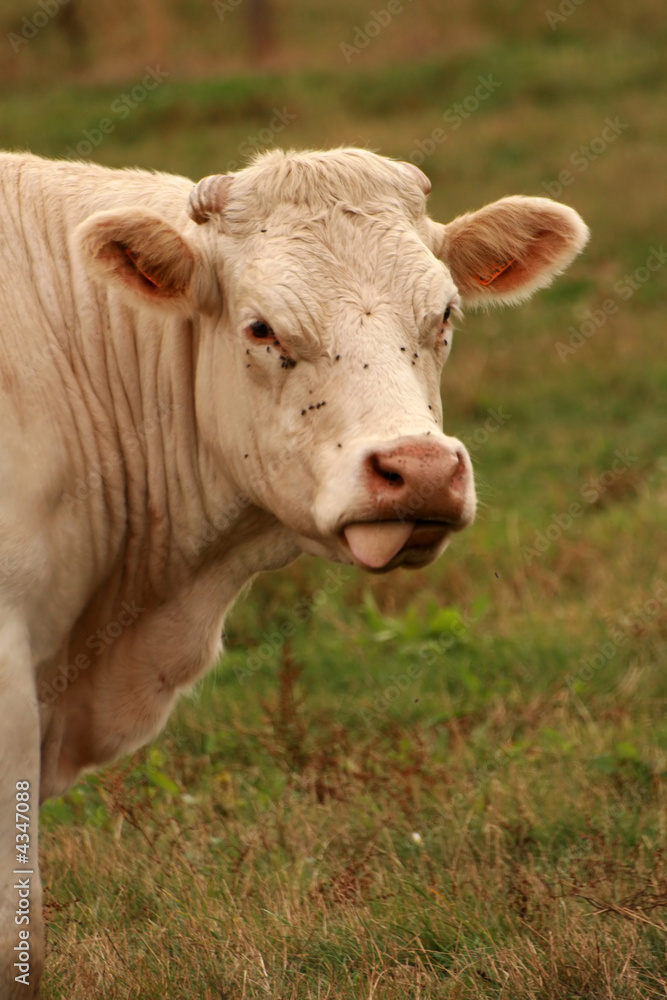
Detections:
[5, 2, 667, 997]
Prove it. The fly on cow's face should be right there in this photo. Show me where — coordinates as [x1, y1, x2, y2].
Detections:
[432, 301, 459, 353]
[245, 318, 297, 369]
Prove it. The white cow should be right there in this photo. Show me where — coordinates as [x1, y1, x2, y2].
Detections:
[0, 147, 588, 996]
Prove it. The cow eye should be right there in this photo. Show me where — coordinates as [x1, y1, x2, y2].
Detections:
[248, 320, 273, 339]
[443, 306, 451, 323]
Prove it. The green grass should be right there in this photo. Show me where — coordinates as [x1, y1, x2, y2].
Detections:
[6, 9, 667, 998]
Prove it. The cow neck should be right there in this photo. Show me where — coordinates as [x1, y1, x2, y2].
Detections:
[80, 299, 297, 612]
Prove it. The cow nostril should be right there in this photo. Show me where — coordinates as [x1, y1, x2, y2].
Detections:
[369, 453, 405, 487]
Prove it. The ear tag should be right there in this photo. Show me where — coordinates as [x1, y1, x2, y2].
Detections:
[124, 247, 162, 288]
[476, 257, 515, 286]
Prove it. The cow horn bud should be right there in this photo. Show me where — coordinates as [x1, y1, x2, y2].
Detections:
[396, 161, 431, 196]
[187, 174, 234, 225]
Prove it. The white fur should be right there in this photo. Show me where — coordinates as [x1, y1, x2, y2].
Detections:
[0, 148, 587, 997]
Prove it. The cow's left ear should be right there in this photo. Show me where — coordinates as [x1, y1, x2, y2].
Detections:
[436, 196, 589, 308]
[74, 209, 219, 315]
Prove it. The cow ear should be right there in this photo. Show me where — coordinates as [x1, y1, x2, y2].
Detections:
[75, 209, 218, 314]
[437, 196, 589, 308]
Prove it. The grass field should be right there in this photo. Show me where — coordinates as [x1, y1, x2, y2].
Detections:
[3, 4, 666, 997]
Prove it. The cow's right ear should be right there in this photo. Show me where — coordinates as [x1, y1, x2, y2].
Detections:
[74, 209, 219, 315]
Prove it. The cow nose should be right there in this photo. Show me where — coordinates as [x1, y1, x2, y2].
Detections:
[362, 439, 473, 527]
[338, 437, 475, 571]
[368, 451, 407, 487]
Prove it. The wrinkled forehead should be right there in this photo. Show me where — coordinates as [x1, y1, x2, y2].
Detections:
[231, 204, 452, 321]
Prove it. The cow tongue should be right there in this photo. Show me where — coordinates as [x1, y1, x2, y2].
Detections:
[344, 521, 414, 569]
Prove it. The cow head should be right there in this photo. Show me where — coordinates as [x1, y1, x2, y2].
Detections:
[76, 149, 588, 572]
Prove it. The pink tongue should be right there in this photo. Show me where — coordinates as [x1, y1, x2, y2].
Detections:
[344, 521, 414, 569]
